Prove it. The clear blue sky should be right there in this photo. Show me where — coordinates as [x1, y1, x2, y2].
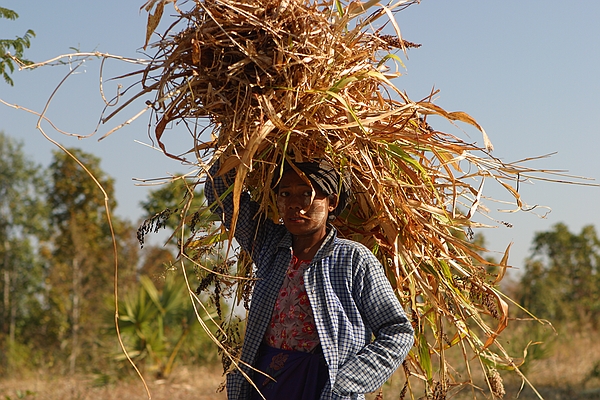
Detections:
[2, 0, 599, 275]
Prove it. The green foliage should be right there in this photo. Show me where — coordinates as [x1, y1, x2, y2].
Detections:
[136, 178, 235, 377]
[499, 322, 557, 375]
[519, 223, 600, 325]
[0, 141, 224, 380]
[0, 7, 35, 86]
[43, 148, 139, 373]
[115, 274, 218, 379]
[138, 177, 215, 247]
[48, 148, 116, 226]
[0, 132, 48, 374]
[0, 132, 48, 234]
[0, 7, 18, 19]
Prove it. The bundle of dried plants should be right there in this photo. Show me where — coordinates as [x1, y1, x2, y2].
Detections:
[110, 0, 572, 398]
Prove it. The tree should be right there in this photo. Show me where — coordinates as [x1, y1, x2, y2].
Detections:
[0, 132, 48, 372]
[138, 177, 215, 279]
[139, 177, 214, 237]
[79, 177, 225, 382]
[519, 223, 600, 325]
[0, 7, 35, 86]
[45, 148, 139, 373]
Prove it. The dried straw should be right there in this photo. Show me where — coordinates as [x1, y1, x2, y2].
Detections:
[126, 0, 557, 397]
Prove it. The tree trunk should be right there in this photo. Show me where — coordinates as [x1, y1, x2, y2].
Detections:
[69, 257, 81, 374]
[2, 239, 11, 339]
[2, 268, 9, 337]
[9, 279, 16, 344]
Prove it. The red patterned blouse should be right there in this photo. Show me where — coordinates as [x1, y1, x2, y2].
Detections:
[263, 255, 319, 352]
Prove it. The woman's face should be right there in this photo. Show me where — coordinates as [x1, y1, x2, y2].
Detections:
[276, 170, 337, 240]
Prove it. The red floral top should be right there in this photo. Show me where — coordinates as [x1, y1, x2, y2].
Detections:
[263, 255, 319, 352]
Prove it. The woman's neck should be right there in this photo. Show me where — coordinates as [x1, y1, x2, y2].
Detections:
[292, 231, 328, 260]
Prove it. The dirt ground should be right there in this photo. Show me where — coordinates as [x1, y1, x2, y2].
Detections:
[2, 328, 600, 400]
[0, 366, 227, 400]
[2, 367, 600, 400]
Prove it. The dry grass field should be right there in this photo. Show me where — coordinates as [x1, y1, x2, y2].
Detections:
[0, 366, 226, 400]
[2, 327, 599, 400]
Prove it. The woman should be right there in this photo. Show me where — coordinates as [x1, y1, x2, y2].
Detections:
[205, 158, 414, 400]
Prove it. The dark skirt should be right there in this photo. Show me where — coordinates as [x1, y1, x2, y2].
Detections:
[250, 344, 329, 400]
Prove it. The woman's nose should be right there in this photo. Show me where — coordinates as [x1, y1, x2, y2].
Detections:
[288, 193, 310, 210]
[287, 194, 302, 208]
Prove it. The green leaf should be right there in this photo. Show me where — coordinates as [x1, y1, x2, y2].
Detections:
[334, 0, 344, 17]
[329, 74, 360, 93]
[0, 7, 19, 20]
[437, 259, 453, 280]
[324, 90, 368, 134]
[378, 52, 406, 67]
[385, 143, 427, 177]
[140, 275, 165, 314]
[417, 332, 433, 381]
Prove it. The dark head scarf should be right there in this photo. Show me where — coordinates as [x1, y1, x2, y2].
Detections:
[272, 160, 351, 217]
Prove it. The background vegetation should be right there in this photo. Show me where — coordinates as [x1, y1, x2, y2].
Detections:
[0, 131, 222, 383]
[0, 129, 599, 399]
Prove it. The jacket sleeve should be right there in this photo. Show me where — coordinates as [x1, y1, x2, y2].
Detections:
[333, 251, 414, 396]
[204, 161, 264, 255]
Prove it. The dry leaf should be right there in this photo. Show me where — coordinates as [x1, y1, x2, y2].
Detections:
[143, 0, 164, 50]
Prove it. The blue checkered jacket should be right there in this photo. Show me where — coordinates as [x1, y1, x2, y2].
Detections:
[205, 163, 414, 400]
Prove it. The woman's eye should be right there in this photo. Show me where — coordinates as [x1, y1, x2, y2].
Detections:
[279, 191, 289, 197]
[303, 191, 312, 196]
